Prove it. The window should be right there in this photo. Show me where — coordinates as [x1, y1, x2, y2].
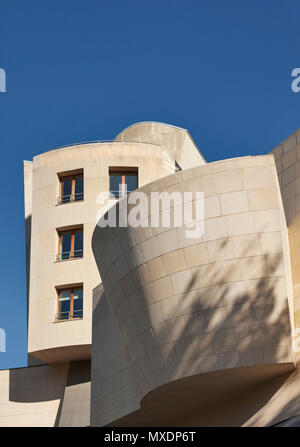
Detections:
[56, 286, 83, 321]
[58, 170, 84, 204]
[109, 168, 138, 199]
[57, 227, 83, 261]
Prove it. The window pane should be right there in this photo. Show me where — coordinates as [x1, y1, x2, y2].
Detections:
[74, 231, 83, 257]
[61, 233, 71, 259]
[73, 288, 83, 318]
[125, 173, 138, 193]
[74, 176, 84, 201]
[62, 179, 72, 202]
[58, 290, 71, 320]
[110, 174, 122, 198]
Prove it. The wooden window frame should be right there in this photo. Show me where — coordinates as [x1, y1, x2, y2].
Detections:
[109, 167, 138, 198]
[58, 170, 84, 204]
[57, 226, 83, 261]
[56, 286, 83, 321]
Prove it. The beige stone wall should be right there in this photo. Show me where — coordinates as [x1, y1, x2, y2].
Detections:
[91, 154, 294, 426]
[271, 130, 300, 357]
[245, 366, 300, 426]
[0, 360, 91, 427]
[0, 364, 68, 426]
[57, 360, 91, 426]
[91, 284, 139, 425]
[23, 161, 33, 218]
[27, 141, 174, 363]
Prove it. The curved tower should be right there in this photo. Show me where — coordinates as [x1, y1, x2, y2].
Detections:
[25, 125, 204, 364]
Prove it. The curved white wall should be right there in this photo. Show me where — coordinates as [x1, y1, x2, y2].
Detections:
[91, 154, 295, 426]
[115, 121, 206, 170]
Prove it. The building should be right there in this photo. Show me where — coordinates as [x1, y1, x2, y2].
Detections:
[1, 121, 300, 426]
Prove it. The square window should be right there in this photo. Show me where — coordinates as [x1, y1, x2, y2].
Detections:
[57, 226, 83, 261]
[56, 286, 83, 321]
[109, 167, 138, 199]
[58, 170, 84, 204]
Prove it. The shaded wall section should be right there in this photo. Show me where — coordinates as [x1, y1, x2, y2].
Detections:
[91, 284, 139, 426]
[109, 363, 295, 427]
[0, 364, 68, 426]
[0, 360, 91, 426]
[271, 130, 300, 358]
[57, 360, 91, 427]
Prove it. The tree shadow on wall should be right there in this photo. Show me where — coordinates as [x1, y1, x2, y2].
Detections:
[92, 203, 296, 427]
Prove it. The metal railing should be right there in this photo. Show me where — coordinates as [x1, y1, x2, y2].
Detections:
[57, 192, 84, 204]
[43, 139, 161, 154]
[55, 310, 83, 321]
[109, 189, 137, 199]
[56, 249, 83, 262]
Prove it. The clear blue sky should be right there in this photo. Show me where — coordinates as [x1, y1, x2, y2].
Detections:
[1, 0, 300, 369]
